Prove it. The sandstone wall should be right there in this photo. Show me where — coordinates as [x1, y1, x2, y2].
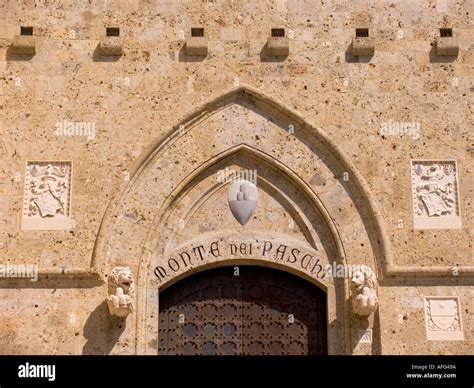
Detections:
[0, 0, 472, 354]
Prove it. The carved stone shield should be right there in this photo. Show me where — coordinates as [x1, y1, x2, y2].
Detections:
[428, 299, 457, 330]
[228, 180, 258, 225]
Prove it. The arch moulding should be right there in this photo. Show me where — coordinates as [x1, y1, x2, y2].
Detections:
[92, 84, 391, 355]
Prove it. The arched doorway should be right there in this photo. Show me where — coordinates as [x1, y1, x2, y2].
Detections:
[92, 84, 386, 354]
[158, 265, 327, 355]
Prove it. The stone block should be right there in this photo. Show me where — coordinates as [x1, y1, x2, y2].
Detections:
[436, 37, 459, 56]
[11, 35, 35, 55]
[352, 37, 375, 56]
[99, 36, 123, 56]
[267, 37, 289, 56]
[185, 37, 208, 56]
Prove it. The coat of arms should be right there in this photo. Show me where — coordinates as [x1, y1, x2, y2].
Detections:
[427, 298, 457, 330]
[227, 180, 258, 225]
[424, 297, 464, 341]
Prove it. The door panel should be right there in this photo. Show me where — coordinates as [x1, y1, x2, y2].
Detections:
[158, 266, 327, 355]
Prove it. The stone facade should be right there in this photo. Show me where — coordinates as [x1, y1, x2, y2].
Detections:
[0, 0, 472, 355]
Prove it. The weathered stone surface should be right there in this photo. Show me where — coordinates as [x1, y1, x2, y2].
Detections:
[185, 37, 208, 56]
[0, 0, 472, 356]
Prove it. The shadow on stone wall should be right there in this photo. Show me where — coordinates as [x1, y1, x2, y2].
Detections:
[82, 301, 126, 355]
[5, 46, 35, 61]
[178, 45, 206, 63]
[428, 44, 457, 63]
[372, 310, 382, 355]
[92, 45, 121, 62]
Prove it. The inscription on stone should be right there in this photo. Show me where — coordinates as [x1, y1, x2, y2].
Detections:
[154, 239, 325, 283]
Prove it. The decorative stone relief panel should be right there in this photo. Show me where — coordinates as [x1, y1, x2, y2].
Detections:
[356, 329, 373, 345]
[21, 161, 73, 230]
[424, 297, 464, 341]
[411, 160, 461, 229]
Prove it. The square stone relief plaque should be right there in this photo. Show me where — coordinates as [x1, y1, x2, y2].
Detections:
[424, 296, 464, 341]
[356, 329, 373, 345]
[21, 161, 73, 231]
[411, 160, 461, 229]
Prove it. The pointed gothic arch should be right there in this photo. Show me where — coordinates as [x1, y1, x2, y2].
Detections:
[91, 84, 388, 354]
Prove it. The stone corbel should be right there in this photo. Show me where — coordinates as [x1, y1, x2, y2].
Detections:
[436, 36, 459, 56]
[185, 27, 208, 56]
[107, 267, 135, 318]
[351, 265, 378, 316]
[99, 28, 123, 56]
[267, 28, 289, 57]
[99, 37, 123, 56]
[351, 28, 374, 57]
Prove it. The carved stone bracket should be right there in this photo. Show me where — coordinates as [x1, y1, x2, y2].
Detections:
[107, 267, 135, 318]
[351, 265, 378, 316]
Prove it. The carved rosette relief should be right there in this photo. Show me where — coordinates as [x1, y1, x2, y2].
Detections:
[411, 160, 461, 229]
[22, 161, 73, 230]
[107, 267, 135, 318]
[424, 297, 464, 341]
[351, 265, 378, 316]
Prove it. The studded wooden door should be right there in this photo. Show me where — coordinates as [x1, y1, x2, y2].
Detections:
[158, 266, 327, 355]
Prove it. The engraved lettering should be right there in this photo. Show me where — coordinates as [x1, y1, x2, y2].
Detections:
[262, 241, 273, 256]
[274, 244, 288, 261]
[209, 241, 221, 257]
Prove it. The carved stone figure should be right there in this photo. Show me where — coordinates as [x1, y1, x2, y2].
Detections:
[107, 267, 135, 318]
[351, 265, 378, 316]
